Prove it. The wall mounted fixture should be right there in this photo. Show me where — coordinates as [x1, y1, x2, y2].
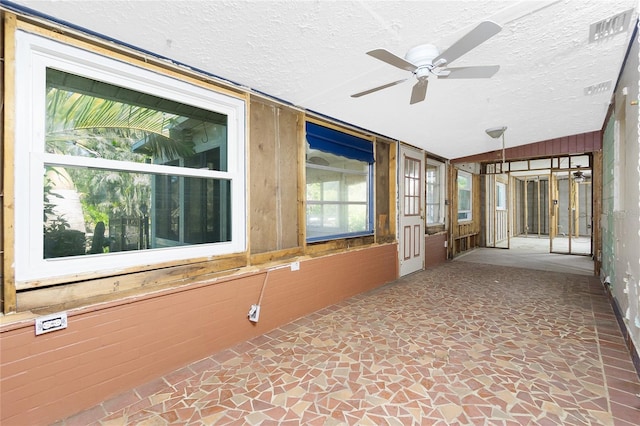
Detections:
[486, 126, 507, 169]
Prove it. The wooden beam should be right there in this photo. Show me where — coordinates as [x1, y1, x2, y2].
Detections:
[18, 254, 248, 312]
[249, 99, 278, 254]
[388, 141, 397, 238]
[2, 13, 18, 313]
[298, 113, 307, 250]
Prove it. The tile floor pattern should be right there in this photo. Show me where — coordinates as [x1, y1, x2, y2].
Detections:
[57, 262, 640, 425]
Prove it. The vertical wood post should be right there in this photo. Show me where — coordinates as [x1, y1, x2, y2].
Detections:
[2, 13, 17, 313]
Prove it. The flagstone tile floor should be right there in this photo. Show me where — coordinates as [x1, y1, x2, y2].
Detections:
[57, 262, 640, 425]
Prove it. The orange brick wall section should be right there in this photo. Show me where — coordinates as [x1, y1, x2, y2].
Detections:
[0, 244, 397, 425]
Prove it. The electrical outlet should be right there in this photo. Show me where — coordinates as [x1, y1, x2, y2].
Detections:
[35, 312, 68, 335]
[248, 304, 260, 322]
[290, 261, 300, 271]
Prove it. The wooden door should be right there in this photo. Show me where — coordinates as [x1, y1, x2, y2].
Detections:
[399, 145, 425, 276]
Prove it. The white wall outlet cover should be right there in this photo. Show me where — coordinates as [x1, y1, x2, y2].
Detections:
[35, 312, 68, 335]
[248, 304, 260, 322]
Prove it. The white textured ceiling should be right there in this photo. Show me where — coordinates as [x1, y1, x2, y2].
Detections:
[6, 0, 638, 159]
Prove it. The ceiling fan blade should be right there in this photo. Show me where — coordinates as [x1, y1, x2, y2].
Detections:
[434, 21, 501, 65]
[351, 78, 408, 98]
[367, 49, 417, 72]
[410, 79, 428, 105]
[439, 65, 500, 79]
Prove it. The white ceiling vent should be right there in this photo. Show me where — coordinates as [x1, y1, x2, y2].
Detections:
[583, 80, 612, 96]
[589, 9, 634, 43]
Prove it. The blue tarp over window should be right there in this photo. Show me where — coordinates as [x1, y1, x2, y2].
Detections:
[306, 122, 374, 163]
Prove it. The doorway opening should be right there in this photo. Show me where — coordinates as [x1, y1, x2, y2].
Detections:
[483, 155, 593, 258]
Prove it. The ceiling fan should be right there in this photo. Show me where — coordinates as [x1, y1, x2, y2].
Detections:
[573, 166, 590, 183]
[351, 21, 502, 105]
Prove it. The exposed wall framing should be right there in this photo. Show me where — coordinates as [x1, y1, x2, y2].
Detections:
[425, 154, 448, 236]
[18, 254, 247, 313]
[482, 173, 509, 248]
[448, 165, 481, 257]
[513, 176, 549, 237]
[2, 14, 398, 313]
[249, 97, 302, 256]
[2, 12, 16, 313]
[375, 138, 396, 243]
[452, 131, 602, 164]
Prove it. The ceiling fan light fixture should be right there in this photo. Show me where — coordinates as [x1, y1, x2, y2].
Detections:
[485, 126, 507, 139]
[404, 44, 439, 67]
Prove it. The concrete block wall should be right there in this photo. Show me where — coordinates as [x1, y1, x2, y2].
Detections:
[0, 244, 397, 425]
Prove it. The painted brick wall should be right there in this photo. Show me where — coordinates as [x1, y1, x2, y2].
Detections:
[425, 234, 447, 269]
[0, 244, 397, 425]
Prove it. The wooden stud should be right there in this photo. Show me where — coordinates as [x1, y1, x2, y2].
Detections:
[298, 113, 307, 250]
[249, 99, 278, 254]
[448, 165, 458, 256]
[508, 174, 512, 248]
[388, 141, 397, 239]
[549, 171, 556, 252]
[537, 178, 541, 237]
[278, 106, 301, 250]
[473, 172, 481, 247]
[524, 177, 529, 237]
[492, 175, 497, 246]
[375, 138, 393, 242]
[247, 98, 300, 254]
[3, 13, 18, 314]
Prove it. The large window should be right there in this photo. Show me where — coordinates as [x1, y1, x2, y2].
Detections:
[305, 123, 374, 242]
[457, 170, 473, 221]
[426, 160, 445, 225]
[15, 31, 246, 282]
